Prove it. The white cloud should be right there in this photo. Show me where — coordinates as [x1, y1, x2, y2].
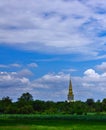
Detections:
[17, 69, 33, 77]
[0, 71, 70, 101]
[31, 72, 70, 91]
[0, 63, 21, 68]
[10, 63, 21, 68]
[0, 70, 31, 100]
[96, 62, 106, 71]
[30, 72, 70, 101]
[69, 70, 106, 101]
[63, 68, 77, 72]
[0, 71, 30, 89]
[80, 68, 106, 99]
[84, 69, 100, 79]
[0, 64, 8, 68]
[0, 68, 106, 101]
[0, 0, 106, 59]
[35, 70, 106, 101]
[27, 63, 38, 68]
[41, 72, 69, 81]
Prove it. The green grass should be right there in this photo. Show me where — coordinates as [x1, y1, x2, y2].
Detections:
[0, 114, 106, 130]
[0, 125, 105, 130]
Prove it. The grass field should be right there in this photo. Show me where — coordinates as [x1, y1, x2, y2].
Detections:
[0, 114, 106, 130]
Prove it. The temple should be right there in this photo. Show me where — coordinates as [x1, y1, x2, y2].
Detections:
[67, 79, 74, 102]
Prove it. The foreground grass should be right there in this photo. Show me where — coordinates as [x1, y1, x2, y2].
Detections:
[0, 125, 106, 130]
[0, 114, 106, 130]
[0, 123, 106, 130]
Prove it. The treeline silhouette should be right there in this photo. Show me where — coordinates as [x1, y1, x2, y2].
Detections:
[0, 92, 106, 114]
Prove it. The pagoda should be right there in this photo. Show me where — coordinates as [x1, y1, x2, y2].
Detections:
[67, 79, 74, 102]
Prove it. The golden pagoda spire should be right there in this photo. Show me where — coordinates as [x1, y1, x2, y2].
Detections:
[67, 79, 74, 102]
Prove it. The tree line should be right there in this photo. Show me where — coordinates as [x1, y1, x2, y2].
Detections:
[0, 92, 106, 114]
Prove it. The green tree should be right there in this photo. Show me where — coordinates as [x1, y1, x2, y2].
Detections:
[18, 92, 33, 102]
[17, 105, 34, 114]
[95, 100, 102, 113]
[4, 103, 17, 114]
[44, 101, 56, 114]
[102, 98, 106, 112]
[56, 101, 66, 114]
[0, 96, 12, 113]
[86, 98, 95, 112]
[17, 92, 33, 107]
[33, 100, 46, 113]
[74, 101, 86, 115]
[17, 92, 34, 114]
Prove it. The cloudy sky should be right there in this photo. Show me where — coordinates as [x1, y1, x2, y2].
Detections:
[0, 0, 106, 101]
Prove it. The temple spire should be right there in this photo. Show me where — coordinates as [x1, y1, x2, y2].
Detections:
[67, 79, 74, 102]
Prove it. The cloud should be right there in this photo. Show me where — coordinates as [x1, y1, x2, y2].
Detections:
[0, 0, 106, 59]
[0, 62, 106, 101]
[0, 63, 21, 68]
[84, 69, 100, 79]
[0, 63, 38, 69]
[17, 69, 33, 77]
[0, 71, 30, 88]
[80, 68, 106, 100]
[0, 70, 31, 100]
[27, 63, 38, 68]
[0, 71, 70, 101]
[63, 68, 77, 73]
[0, 67, 106, 101]
[10, 63, 21, 68]
[83, 68, 106, 86]
[0, 64, 8, 68]
[96, 62, 106, 71]
[28, 72, 70, 101]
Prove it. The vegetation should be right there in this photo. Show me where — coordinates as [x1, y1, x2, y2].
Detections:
[0, 93, 106, 129]
[0, 92, 106, 114]
[0, 114, 106, 130]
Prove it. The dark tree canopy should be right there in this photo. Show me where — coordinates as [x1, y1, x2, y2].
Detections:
[0, 93, 106, 114]
[18, 92, 33, 102]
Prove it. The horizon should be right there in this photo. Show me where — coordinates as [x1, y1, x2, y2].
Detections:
[0, 0, 106, 101]
[1, 91, 105, 102]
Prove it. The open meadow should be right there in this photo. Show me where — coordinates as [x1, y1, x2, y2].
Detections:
[0, 114, 106, 130]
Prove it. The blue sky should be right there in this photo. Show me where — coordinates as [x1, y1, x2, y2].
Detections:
[0, 0, 106, 101]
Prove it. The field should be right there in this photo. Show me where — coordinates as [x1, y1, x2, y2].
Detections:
[0, 114, 106, 130]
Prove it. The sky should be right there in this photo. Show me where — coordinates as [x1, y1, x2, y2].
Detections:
[0, 0, 106, 102]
